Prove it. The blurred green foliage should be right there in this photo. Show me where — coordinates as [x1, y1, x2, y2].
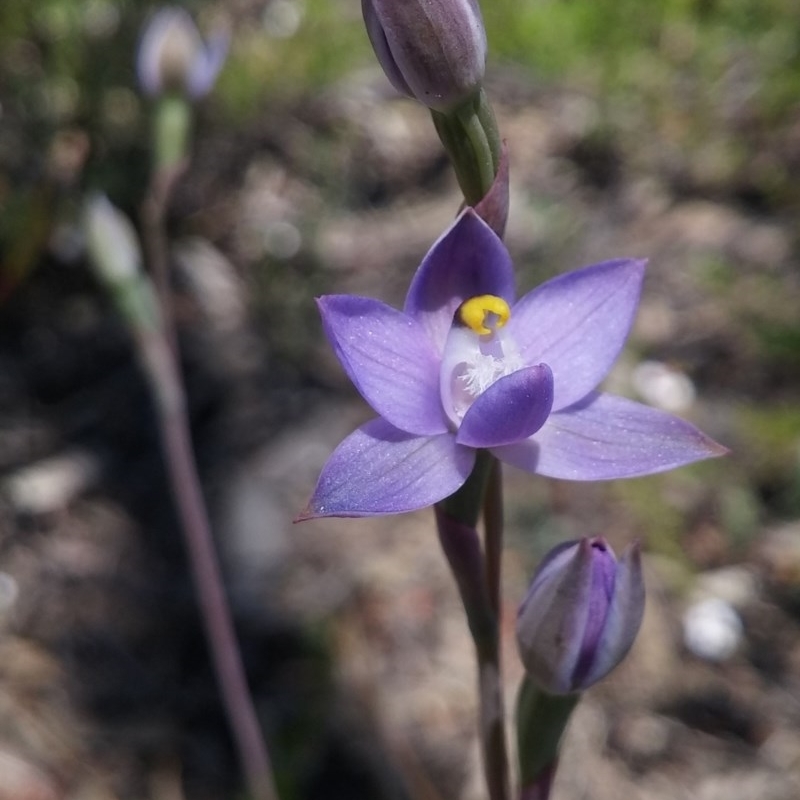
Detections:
[485, 0, 800, 110]
[483, 0, 800, 204]
[215, 0, 368, 120]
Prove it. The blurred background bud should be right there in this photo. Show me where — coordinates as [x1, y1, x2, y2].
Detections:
[362, 0, 486, 112]
[136, 6, 228, 99]
[83, 193, 142, 284]
[516, 537, 645, 695]
[83, 193, 160, 331]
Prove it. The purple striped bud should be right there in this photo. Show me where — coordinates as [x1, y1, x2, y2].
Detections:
[516, 537, 645, 695]
[137, 7, 228, 99]
[362, 0, 486, 112]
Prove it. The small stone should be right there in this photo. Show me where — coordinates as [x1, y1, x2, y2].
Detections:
[611, 711, 673, 764]
[683, 598, 743, 662]
[632, 360, 696, 412]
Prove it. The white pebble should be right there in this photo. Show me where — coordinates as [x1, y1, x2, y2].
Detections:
[683, 598, 743, 661]
[632, 360, 696, 412]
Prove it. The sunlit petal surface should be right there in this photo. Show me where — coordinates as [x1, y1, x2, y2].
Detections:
[299, 418, 475, 518]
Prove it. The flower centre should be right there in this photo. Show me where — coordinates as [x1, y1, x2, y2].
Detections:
[439, 294, 524, 427]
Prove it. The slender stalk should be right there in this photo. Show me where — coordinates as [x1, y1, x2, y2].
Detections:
[515, 677, 578, 798]
[476, 645, 510, 800]
[141, 163, 185, 354]
[456, 100, 495, 202]
[431, 88, 502, 207]
[518, 764, 556, 800]
[436, 453, 510, 800]
[479, 457, 510, 800]
[483, 458, 503, 619]
[139, 168, 279, 800]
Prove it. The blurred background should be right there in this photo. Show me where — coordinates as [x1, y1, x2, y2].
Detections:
[1, 0, 800, 798]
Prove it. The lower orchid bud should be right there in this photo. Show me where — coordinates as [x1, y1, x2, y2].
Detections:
[516, 537, 645, 695]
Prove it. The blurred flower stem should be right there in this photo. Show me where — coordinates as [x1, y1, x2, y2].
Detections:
[85, 189, 278, 799]
[141, 159, 185, 353]
[132, 9, 276, 787]
[145, 331, 278, 800]
[140, 172, 279, 800]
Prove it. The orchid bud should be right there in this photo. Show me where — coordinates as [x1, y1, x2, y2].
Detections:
[83, 194, 160, 331]
[516, 537, 645, 695]
[83, 193, 143, 285]
[362, 0, 487, 112]
[137, 6, 228, 99]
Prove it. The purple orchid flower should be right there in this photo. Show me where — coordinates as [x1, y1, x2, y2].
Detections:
[516, 537, 644, 694]
[299, 209, 725, 519]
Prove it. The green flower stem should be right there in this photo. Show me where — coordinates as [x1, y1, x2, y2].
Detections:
[435, 506, 495, 650]
[519, 763, 556, 800]
[436, 450, 510, 800]
[481, 456, 510, 800]
[435, 504, 509, 800]
[516, 677, 579, 795]
[439, 448, 494, 528]
[478, 649, 511, 800]
[141, 160, 186, 356]
[483, 457, 503, 619]
[431, 88, 502, 206]
[153, 95, 192, 172]
[456, 91, 499, 199]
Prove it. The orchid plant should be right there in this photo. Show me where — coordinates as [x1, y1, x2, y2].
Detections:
[87, 3, 724, 800]
[301, 2, 726, 799]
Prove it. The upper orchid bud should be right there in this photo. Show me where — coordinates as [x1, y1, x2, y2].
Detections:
[516, 537, 645, 695]
[137, 7, 228, 99]
[362, 0, 487, 112]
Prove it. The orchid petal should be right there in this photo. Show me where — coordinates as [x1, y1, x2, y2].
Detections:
[582, 543, 645, 686]
[516, 538, 594, 694]
[318, 296, 448, 435]
[361, 0, 414, 97]
[187, 29, 229, 97]
[506, 259, 645, 411]
[571, 540, 620, 686]
[457, 364, 554, 448]
[404, 209, 515, 354]
[298, 418, 474, 518]
[136, 7, 198, 96]
[493, 392, 726, 480]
